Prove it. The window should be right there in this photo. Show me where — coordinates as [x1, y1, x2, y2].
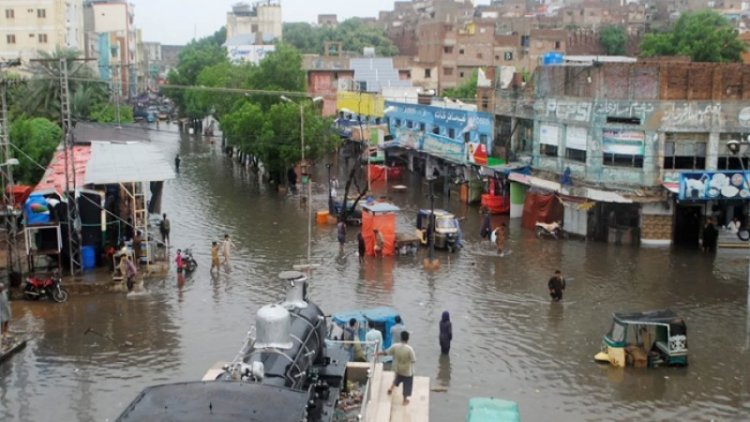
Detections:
[448, 128, 455, 139]
[419, 122, 426, 132]
[459, 48, 465, 55]
[443, 67, 453, 76]
[5, 9, 14, 18]
[432, 126, 440, 135]
[479, 134, 488, 145]
[521, 35, 530, 47]
[444, 46, 453, 54]
[717, 134, 748, 170]
[566, 148, 586, 162]
[459, 71, 465, 78]
[6, 34, 15, 44]
[38, 33, 48, 43]
[481, 96, 489, 109]
[663, 133, 707, 170]
[477, 52, 483, 59]
[394, 119, 401, 128]
[541, 144, 558, 157]
[37, 8, 46, 18]
[495, 55, 500, 60]
[424, 68, 431, 79]
[603, 153, 643, 168]
[555, 41, 561, 49]
[463, 132, 470, 143]
[406, 120, 413, 129]
[504, 51, 513, 61]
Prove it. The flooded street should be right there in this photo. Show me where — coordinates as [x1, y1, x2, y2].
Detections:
[1, 125, 749, 421]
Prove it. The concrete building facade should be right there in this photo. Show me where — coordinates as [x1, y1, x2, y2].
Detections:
[83, 0, 137, 98]
[226, 1, 282, 41]
[0, 0, 85, 62]
[494, 61, 750, 247]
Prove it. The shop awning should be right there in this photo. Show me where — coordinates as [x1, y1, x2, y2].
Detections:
[508, 172, 635, 204]
[662, 182, 679, 195]
[85, 141, 176, 185]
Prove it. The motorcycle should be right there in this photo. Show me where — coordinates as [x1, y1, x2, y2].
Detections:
[182, 248, 198, 273]
[24, 272, 69, 303]
[535, 221, 564, 240]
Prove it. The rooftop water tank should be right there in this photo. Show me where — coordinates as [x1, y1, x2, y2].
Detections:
[254, 304, 293, 349]
[543, 52, 564, 66]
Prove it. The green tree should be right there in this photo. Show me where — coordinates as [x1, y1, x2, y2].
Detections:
[639, 10, 745, 62]
[221, 102, 265, 154]
[89, 103, 134, 124]
[19, 48, 109, 122]
[254, 102, 337, 183]
[246, 44, 306, 110]
[600, 26, 627, 55]
[443, 70, 478, 100]
[9, 118, 63, 184]
[283, 19, 399, 56]
[183, 61, 252, 120]
[166, 28, 229, 115]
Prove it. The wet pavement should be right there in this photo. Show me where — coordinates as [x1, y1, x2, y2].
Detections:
[1, 124, 749, 421]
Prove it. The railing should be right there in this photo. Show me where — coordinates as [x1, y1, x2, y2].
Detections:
[326, 339, 382, 422]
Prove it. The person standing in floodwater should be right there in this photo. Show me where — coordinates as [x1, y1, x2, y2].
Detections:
[160, 213, 171, 245]
[222, 234, 234, 265]
[210, 241, 220, 273]
[493, 223, 507, 255]
[548, 270, 566, 302]
[439, 311, 452, 355]
[480, 207, 492, 240]
[357, 231, 366, 263]
[374, 229, 385, 257]
[175, 154, 181, 174]
[337, 219, 346, 252]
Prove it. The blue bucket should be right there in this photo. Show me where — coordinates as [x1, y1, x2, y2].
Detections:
[82, 246, 96, 270]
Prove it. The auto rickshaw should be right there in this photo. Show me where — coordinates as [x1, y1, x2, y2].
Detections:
[594, 310, 688, 368]
[415, 209, 461, 253]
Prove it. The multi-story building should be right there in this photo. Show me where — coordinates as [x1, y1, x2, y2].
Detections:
[83, 0, 138, 98]
[140, 41, 161, 90]
[0, 0, 84, 62]
[226, 1, 282, 41]
[493, 60, 750, 247]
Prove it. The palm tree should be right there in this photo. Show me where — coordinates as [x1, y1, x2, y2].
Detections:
[20, 48, 109, 122]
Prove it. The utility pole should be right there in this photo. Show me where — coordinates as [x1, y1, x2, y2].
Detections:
[31, 56, 95, 276]
[60, 58, 82, 276]
[0, 59, 21, 284]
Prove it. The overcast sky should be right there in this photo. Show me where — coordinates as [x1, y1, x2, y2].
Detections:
[132, 0, 490, 45]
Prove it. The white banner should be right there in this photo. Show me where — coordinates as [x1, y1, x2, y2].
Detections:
[566, 126, 588, 150]
[540, 123, 559, 146]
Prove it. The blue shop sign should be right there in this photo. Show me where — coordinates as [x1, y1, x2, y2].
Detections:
[679, 171, 750, 201]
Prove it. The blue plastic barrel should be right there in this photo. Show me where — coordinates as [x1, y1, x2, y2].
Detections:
[82, 246, 96, 270]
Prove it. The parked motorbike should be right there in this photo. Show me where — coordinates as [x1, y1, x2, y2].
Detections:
[23, 272, 69, 303]
[182, 248, 198, 273]
[535, 221, 564, 240]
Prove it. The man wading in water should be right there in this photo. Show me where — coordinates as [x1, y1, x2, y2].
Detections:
[548, 270, 566, 302]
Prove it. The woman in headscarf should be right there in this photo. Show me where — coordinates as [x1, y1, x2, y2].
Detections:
[439, 311, 452, 355]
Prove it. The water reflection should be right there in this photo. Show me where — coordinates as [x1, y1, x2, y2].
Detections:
[437, 354, 451, 388]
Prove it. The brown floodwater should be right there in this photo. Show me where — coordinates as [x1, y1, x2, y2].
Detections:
[1, 125, 749, 421]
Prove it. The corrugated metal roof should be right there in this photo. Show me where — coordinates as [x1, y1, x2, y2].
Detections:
[350, 58, 411, 93]
[34, 145, 92, 194]
[85, 142, 176, 185]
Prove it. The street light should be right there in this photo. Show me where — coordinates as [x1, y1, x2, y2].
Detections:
[281, 95, 324, 266]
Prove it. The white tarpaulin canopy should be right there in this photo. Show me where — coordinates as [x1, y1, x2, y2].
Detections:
[85, 141, 176, 185]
